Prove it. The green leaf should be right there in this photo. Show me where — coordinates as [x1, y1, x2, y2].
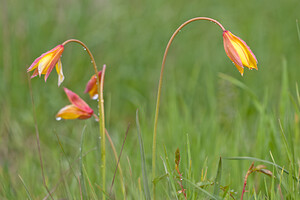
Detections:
[213, 157, 222, 198]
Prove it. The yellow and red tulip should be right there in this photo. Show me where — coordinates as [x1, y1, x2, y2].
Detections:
[84, 71, 102, 100]
[27, 44, 65, 86]
[56, 88, 94, 120]
[223, 30, 257, 76]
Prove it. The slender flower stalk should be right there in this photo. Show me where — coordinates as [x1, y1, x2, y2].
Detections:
[152, 17, 257, 198]
[61, 39, 107, 198]
[99, 64, 106, 200]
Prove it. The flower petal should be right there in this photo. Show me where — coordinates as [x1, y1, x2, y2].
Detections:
[234, 35, 258, 70]
[55, 59, 64, 86]
[84, 71, 102, 99]
[234, 63, 244, 76]
[28, 45, 63, 72]
[223, 31, 243, 67]
[64, 88, 93, 114]
[31, 68, 39, 78]
[38, 53, 54, 76]
[84, 75, 97, 93]
[56, 105, 92, 119]
[45, 45, 64, 81]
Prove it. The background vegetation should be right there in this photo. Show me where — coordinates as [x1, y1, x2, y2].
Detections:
[0, 0, 299, 199]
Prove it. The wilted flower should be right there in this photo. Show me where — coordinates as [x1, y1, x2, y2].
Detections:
[27, 44, 65, 86]
[84, 71, 102, 100]
[223, 30, 257, 76]
[56, 88, 94, 120]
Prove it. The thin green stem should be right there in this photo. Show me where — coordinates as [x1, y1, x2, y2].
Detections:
[100, 64, 107, 200]
[152, 17, 225, 199]
[62, 39, 107, 198]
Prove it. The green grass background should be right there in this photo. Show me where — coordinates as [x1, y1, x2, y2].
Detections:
[0, 0, 300, 199]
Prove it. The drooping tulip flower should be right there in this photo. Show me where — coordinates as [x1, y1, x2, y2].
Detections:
[56, 88, 94, 120]
[84, 71, 102, 100]
[223, 30, 257, 76]
[27, 44, 65, 86]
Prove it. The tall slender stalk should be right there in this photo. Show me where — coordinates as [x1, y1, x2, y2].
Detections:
[62, 39, 107, 198]
[152, 17, 225, 198]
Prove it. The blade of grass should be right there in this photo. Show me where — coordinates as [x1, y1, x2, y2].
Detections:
[27, 74, 54, 200]
[95, 184, 113, 200]
[182, 178, 218, 199]
[152, 173, 169, 185]
[82, 164, 98, 200]
[42, 147, 97, 200]
[79, 125, 88, 200]
[218, 73, 263, 113]
[162, 146, 178, 200]
[18, 174, 33, 200]
[187, 134, 192, 180]
[296, 83, 300, 106]
[136, 110, 151, 200]
[109, 124, 129, 199]
[78, 176, 83, 200]
[213, 157, 222, 198]
[278, 120, 293, 165]
[296, 19, 300, 43]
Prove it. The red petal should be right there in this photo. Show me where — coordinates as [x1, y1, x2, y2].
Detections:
[84, 71, 102, 93]
[63, 88, 93, 114]
[223, 31, 243, 68]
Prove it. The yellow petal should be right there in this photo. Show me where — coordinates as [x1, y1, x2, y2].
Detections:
[55, 59, 64, 86]
[56, 105, 86, 119]
[37, 53, 54, 76]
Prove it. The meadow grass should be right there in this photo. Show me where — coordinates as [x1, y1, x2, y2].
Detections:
[0, 0, 300, 199]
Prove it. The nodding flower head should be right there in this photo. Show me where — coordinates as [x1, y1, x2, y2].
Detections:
[84, 71, 102, 100]
[27, 44, 65, 86]
[223, 30, 257, 76]
[56, 88, 94, 120]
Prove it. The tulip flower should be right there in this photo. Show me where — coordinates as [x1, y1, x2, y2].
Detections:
[27, 44, 65, 86]
[84, 71, 102, 100]
[56, 88, 94, 120]
[223, 30, 258, 76]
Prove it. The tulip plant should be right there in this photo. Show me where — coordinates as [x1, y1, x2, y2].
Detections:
[28, 17, 257, 199]
[151, 17, 257, 199]
[28, 39, 107, 199]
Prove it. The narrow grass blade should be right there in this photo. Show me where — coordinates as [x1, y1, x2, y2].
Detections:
[162, 146, 178, 200]
[218, 73, 263, 113]
[82, 164, 98, 200]
[152, 173, 169, 185]
[278, 120, 293, 164]
[95, 184, 113, 200]
[136, 110, 151, 200]
[296, 19, 300, 43]
[187, 134, 192, 180]
[18, 174, 33, 200]
[183, 178, 218, 200]
[109, 124, 129, 198]
[213, 157, 222, 197]
[296, 83, 300, 106]
[79, 125, 88, 200]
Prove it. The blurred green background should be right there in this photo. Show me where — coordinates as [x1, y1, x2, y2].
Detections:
[1, 0, 300, 199]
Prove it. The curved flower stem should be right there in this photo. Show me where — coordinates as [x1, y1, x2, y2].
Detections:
[62, 39, 107, 198]
[152, 17, 225, 198]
